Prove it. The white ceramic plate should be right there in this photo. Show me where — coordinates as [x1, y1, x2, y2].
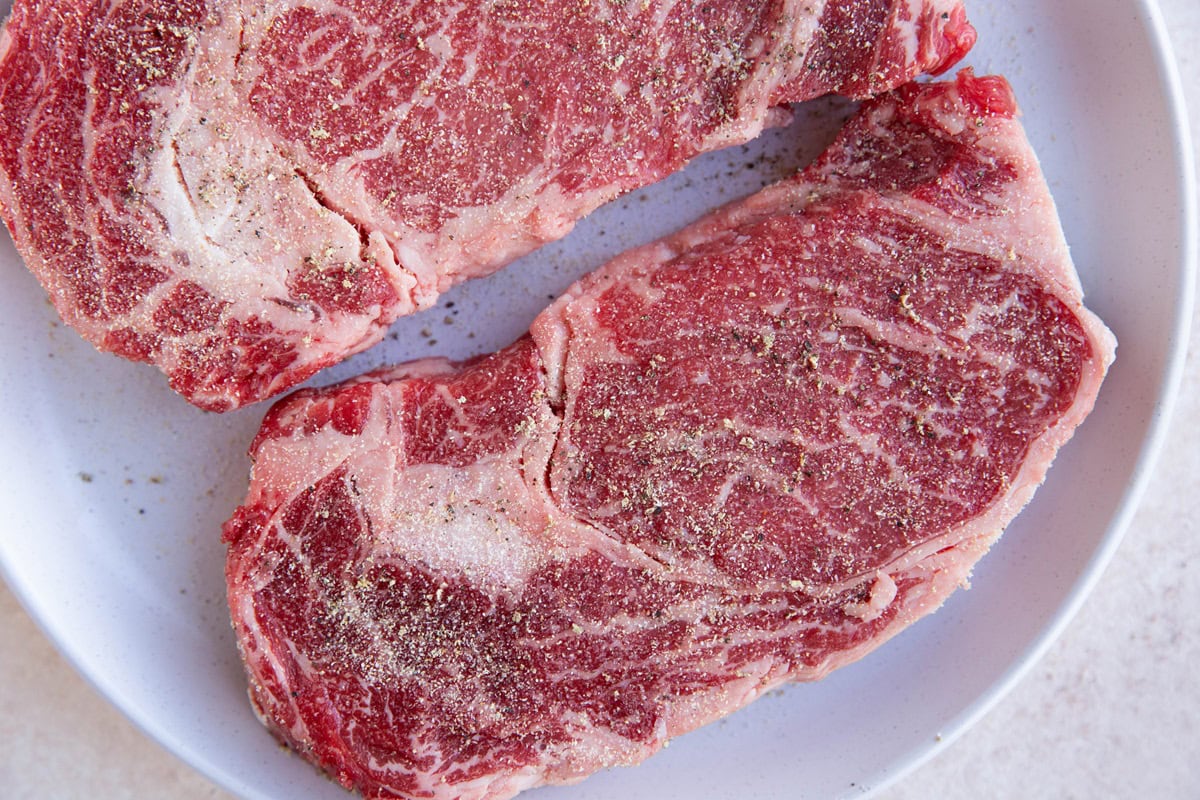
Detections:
[0, 1, 1193, 798]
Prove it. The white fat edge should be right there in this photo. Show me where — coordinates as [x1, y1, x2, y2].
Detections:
[402, 739, 544, 800]
[573, 238, 673, 308]
[646, 655, 779, 756]
[764, 503, 995, 603]
[985, 343, 1114, 521]
[654, 174, 812, 261]
[557, 293, 641, 371]
[841, 570, 900, 622]
[692, 84, 769, 155]
[529, 249, 656, 405]
[233, 392, 394, 738]
[353, 355, 466, 389]
[433, 174, 615, 287]
[794, 544, 986, 682]
[543, 710, 662, 781]
[229, 569, 320, 749]
[458, 767, 545, 800]
[528, 309, 570, 407]
[321, 151, 616, 304]
[251, 394, 395, 513]
[235, 0, 819, 309]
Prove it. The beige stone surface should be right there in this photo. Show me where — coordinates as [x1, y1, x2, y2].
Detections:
[2, 2, 1197, 798]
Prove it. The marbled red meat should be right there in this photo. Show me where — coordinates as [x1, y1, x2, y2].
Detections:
[0, 0, 974, 410]
[223, 72, 1114, 800]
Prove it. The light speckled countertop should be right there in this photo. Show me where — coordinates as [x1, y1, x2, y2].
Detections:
[2, 2, 1197, 798]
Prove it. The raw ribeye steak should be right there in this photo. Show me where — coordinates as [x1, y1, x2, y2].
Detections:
[224, 71, 1114, 800]
[0, 0, 975, 411]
